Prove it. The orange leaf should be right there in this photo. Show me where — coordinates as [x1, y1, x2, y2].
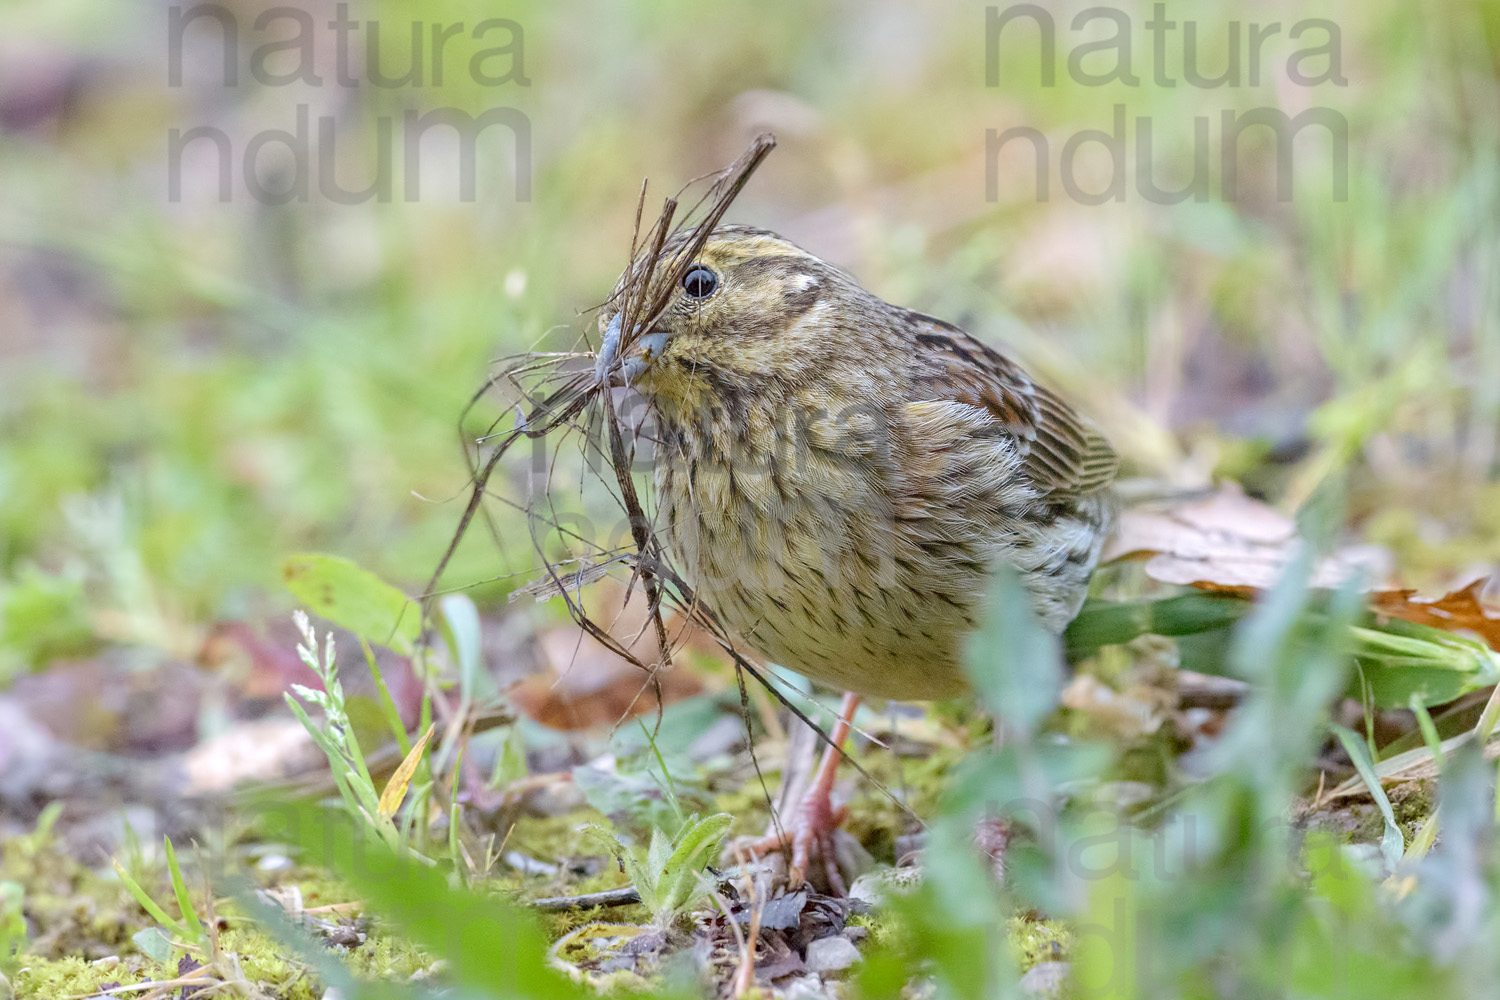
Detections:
[1370, 579, 1500, 651]
[509, 580, 714, 731]
[378, 723, 435, 820]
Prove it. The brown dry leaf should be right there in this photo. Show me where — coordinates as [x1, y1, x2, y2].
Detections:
[510, 580, 723, 730]
[1370, 578, 1500, 651]
[378, 723, 435, 819]
[1102, 483, 1391, 592]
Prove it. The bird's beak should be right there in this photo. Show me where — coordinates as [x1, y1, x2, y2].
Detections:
[595, 313, 668, 387]
[593, 313, 622, 383]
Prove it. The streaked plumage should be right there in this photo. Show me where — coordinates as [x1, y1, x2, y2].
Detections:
[599, 226, 1116, 700]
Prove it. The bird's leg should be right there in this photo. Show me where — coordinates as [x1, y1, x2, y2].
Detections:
[791, 691, 862, 890]
[750, 691, 862, 893]
[977, 713, 1012, 879]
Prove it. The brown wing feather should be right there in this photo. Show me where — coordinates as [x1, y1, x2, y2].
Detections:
[906, 314, 1117, 496]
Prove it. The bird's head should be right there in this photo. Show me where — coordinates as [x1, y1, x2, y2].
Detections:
[596, 226, 898, 415]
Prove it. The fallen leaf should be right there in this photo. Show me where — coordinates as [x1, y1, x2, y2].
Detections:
[510, 581, 718, 731]
[1103, 483, 1391, 592]
[738, 888, 809, 931]
[1370, 578, 1500, 651]
[378, 723, 435, 819]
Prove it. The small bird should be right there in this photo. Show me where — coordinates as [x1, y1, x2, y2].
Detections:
[597, 225, 1117, 887]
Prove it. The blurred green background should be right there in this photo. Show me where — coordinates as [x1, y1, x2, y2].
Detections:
[1, 0, 1497, 677]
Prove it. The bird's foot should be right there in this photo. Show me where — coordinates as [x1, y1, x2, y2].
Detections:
[743, 784, 852, 894]
[739, 692, 863, 894]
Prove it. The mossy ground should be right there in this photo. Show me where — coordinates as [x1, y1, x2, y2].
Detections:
[1, 719, 1416, 998]
[1, 824, 441, 998]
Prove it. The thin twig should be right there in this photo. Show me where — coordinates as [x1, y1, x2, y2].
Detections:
[529, 886, 643, 912]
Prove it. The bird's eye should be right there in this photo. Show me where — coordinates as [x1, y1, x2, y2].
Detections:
[681, 264, 719, 300]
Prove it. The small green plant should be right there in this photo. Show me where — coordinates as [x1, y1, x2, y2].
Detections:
[582, 814, 734, 927]
[108, 835, 269, 995]
[285, 610, 418, 854]
[12, 801, 63, 860]
[283, 558, 500, 863]
[0, 879, 26, 986]
[112, 835, 207, 957]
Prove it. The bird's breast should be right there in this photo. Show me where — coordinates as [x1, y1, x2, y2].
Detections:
[652, 407, 981, 700]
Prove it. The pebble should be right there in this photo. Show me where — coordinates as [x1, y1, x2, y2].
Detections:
[1019, 961, 1071, 998]
[781, 974, 835, 998]
[847, 866, 922, 908]
[255, 852, 293, 873]
[804, 934, 861, 974]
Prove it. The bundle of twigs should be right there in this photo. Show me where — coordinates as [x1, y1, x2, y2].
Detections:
[421, 135, 778, 701]
[419, 134, 906, 825]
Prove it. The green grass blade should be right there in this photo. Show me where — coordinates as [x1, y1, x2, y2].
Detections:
[362, 637, 412, 756]
[162, 837, 205, 945]
[1332, 723, 1405, 870]
[111, 858, 189, 940]
[1410, 694, 1445, 765]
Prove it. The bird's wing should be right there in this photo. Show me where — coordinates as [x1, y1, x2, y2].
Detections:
[904, 314, 1117, 496]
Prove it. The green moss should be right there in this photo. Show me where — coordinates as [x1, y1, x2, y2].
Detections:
[845, 742, 966, 863]
[538, 895, 651, 940]
[1296, 784, 1438, 849]
[0, 832, 142, 961]
[1009, 916, 1072, 972]
[710, 771, 780, 835]
[848, 910, 896, 949]
[1296, 779, 1436, 848]
[1387, 780, 1438, 835]
[848, 901, 1071, 977]
[0, 818, 453, 999]
[472, 810, 651, 938]
[340, 931, 441, 983]
[12, 955, 149, 999]
[11, 918, 436, 1000]
[548, 922, 665, 993]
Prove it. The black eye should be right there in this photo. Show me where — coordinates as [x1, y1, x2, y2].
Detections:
[681, 264, 718, 299]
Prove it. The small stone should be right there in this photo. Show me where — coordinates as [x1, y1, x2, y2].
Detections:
[523, 777, 586, 817]
[848, 866, 922, 908]
[804, 934, 861, 974]
[1019, 961, 1071, 998]
[780, 974, 833, 998]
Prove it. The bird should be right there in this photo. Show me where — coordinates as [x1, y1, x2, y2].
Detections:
[594, 225, 1117, 889]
